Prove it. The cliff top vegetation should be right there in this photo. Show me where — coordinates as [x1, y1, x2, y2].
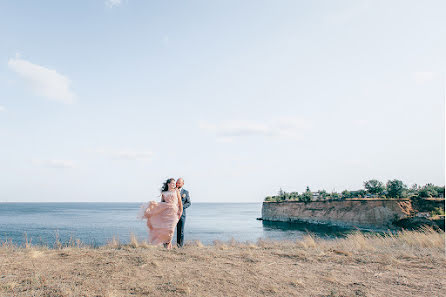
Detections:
[265, 179, 445, 202]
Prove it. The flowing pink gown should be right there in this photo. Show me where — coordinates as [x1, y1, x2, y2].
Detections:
[141, 190, 181, 245]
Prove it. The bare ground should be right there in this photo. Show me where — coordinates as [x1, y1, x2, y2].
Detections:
[0, 230, 444, 297]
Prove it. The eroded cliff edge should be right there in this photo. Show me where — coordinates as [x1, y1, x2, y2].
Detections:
[261, 199, 415, 229]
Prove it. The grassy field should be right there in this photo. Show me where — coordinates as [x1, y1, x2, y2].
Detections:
[1, 229, 444, 297]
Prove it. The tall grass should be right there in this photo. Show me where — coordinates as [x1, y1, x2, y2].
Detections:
[1, 228, 444, 253]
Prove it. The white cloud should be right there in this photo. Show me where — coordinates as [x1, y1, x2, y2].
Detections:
[94, 149, 153, 161]
[32, 159, 76, 168]
[200, 120, 272, 137]
[106, 0, 122, 7]
[412, 72, 435, 85]
[0, 105, 5, 112]
[8, 56, 75, 104]
[200, 117, 308, 142]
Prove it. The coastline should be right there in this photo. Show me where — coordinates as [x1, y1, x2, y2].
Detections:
[261, 198, 445, 231]
[1, 229, 444, 297]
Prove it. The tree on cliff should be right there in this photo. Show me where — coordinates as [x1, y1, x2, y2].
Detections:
[342, 190, 351, 199]
[300, 187, 312, 201]
[407, 184, 419, 197]
[330, 192, 340, 199]
[319, 190, 328, 199]
[350, 189, 366, 198]
[418, 184, 445, 198]
[290, 192, 299, 200]
[438, 186, 445, 197]
[386, 179, 408, 198]
[364, 179, 385, 196]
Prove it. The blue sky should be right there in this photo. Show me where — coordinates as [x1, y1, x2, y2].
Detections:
[0, 0, 444, 202]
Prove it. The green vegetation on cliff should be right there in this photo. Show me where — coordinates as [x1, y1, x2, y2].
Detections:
[264, 179, 445, 202]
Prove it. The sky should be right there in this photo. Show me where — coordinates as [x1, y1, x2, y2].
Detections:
[0, 0, 445, 202]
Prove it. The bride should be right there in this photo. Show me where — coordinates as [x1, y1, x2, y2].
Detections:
[141, 178, 183, 249]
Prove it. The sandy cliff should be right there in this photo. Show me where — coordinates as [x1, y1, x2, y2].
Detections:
[262, 199, 414, 229]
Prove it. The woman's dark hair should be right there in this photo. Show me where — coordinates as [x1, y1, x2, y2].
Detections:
[161, 178, 175, 192]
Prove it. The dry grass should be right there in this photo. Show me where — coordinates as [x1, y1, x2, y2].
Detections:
[0, 229, 444, 297]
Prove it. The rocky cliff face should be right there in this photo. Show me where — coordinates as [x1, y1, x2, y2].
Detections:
[262, 199, 414, 229]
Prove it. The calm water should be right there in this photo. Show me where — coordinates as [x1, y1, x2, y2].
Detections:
[0, 203, 354, 247]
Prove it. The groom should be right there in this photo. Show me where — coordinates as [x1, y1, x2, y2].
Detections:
[176, 178, 191, 247]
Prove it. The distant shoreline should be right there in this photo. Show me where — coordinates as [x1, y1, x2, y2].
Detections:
[0, 201, 263, 204]
[262, 198, 445, 230]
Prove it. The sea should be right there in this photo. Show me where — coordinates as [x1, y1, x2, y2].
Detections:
[0, 203, 356, 247]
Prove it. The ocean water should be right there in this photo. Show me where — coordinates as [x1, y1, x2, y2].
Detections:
[0, 203, 354, 247]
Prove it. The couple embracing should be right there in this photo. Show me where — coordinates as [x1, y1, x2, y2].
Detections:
[141, 178, 191, 249]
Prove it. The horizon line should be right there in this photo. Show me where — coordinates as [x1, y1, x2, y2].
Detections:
[0, 201, 263, 203]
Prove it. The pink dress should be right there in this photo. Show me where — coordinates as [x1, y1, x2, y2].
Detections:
[141, 190, 181, 245]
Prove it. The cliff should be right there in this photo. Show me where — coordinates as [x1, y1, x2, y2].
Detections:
[261, 199, 414, 229]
